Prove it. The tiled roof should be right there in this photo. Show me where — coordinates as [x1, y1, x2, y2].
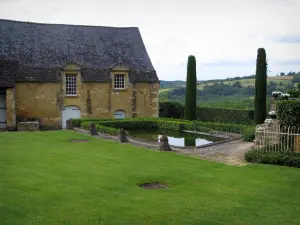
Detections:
[0, 19, 159, 84]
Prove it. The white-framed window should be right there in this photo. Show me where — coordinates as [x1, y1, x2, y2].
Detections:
[114, 74, 125, 89]
[65, 73, 77, 96]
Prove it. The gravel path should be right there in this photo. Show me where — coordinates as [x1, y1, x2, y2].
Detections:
[172, 139, 254, 166]
[73, 128, 254, 166]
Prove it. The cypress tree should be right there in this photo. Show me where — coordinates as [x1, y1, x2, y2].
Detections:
[184, 55, 197, 120]
[254, 48, 268, 125]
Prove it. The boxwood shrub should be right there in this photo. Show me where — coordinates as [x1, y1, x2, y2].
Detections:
[80, 121, 120, 135]
[277, 100, 300, 127]
[95, 125, 120, 136]
[242, 127, 255, 142]
[72, 118, 114, 128]
[245, 148, 300, 168]
[86, 119, 210, 133]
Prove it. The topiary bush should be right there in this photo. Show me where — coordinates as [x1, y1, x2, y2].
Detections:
[276, 100, 300, 127]
[184, 55, 197, 120]
[254, 48, 267, 125]
[245, 148, 300, 168]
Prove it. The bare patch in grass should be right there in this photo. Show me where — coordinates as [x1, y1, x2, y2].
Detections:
[139, 182, 168, 189]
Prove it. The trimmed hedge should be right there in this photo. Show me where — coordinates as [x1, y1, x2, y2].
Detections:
[84, 119, 211, 133]
[196, 107, 254, 125]
[159, 102, 254, 125]
[276, 100, 300, 127]
[245, 148, 300, 168]
[72, 118, 114, 128]
[192, 121, 252, 135]
[254, 48, 267, 125]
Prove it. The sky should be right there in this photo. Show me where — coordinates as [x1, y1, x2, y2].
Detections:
[0, 0, 300, 81]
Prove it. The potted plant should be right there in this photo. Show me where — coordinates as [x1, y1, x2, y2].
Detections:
[269, 110, 277, 119]
[271, 91, 282, 99]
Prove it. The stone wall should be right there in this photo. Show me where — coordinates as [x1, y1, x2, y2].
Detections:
[6, 88, 16, 130]
[17, 121, 39, 131]
[15, 82, 61, 128]
[14, 80, 159, 128]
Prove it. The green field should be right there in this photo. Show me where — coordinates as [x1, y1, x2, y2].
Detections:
[1, 131, 300, 225]
[160, 76, 294, 93]
[197, 76, 293, 90]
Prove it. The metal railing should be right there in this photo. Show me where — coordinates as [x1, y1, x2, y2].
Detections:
[255, 122, 300, 152]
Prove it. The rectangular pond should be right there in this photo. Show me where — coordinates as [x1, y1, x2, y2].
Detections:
[127, 129, 227, 147]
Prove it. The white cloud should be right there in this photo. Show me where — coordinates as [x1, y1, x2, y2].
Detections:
[0, 0, 300, 80]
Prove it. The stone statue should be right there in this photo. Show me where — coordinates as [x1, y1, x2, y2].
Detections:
[66, 119, 73, 130]
[89, 123, 98, 136]
[159, 135, 172, 151]
[118, 128, 129, 143]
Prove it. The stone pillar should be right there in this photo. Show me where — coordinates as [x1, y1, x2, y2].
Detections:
[118, 128, 129, 143]
[6, 88, 16, 130]
[151, 83, 159, 118]
[294, 136, 300, 152]
[159, 135, 172, 151]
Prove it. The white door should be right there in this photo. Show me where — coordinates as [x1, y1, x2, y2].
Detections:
[0, 91, 6, 129]
[114, 110, 125, 119]
[62, 106, 80, 129]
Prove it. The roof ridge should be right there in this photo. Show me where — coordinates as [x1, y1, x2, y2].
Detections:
[0, 18, 139, 29]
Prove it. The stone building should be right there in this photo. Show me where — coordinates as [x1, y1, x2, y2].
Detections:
[0, 19, 159, 130]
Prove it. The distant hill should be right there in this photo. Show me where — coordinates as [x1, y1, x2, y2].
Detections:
[159, 73, 300, 109]
[160, 75, 297, 92]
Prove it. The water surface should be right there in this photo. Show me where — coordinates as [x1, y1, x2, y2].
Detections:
[127, 129, 225, 147]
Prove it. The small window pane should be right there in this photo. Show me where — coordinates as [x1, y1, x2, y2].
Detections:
[114, 74, 125, 89]
[65, 74, 77, 95]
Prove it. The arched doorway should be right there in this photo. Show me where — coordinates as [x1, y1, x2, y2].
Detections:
[114, 110, 126, 119]
[62, 106, 80, 129]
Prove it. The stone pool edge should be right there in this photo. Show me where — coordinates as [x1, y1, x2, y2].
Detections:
[72, 127, 242, 150]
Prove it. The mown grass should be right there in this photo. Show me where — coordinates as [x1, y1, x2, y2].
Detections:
[1, 131, 300, 225]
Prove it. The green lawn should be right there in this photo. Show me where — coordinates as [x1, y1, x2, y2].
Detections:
[1, 131, 300, 225]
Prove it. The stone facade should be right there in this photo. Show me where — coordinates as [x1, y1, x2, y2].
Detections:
[4, 65, 159, 130]
[6, 88, 16, 130]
